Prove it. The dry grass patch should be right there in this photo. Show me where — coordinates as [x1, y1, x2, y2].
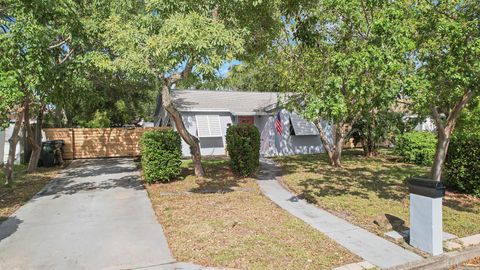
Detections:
[0, 164, 59, 222]
[275, 149, 480, 238]
[146, 159, 360, 270]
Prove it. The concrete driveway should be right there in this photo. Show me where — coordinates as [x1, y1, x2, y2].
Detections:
[0, 158, 175, 270]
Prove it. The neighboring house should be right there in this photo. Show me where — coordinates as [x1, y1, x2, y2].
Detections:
[394, 100, 437, 132]
[158, 90, 331, 157]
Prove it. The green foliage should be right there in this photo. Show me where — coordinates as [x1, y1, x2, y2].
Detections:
[279, 0, 415, 125]
[0, 71, 22, 128]
[394, 131, 436, 166]
[445, 135, 480, 197]
[226, 124, 260, 176]
[349, 111, 406, 156]
[83, 110, 111, 128]
[455, 99, 480, 139]
[140, 129, 182, 183]
[407, 1, 480, 119]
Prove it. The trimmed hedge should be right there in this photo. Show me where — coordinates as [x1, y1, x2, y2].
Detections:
[394, 131, 436, 166]
[226, 124, 260, 176]
[140, 129, 182, 183]
[444, 135, 480, 197]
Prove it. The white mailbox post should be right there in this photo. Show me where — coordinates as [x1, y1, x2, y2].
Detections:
[408, 177, 446, 255]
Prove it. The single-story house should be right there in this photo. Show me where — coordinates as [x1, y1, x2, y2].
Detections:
[157, 90, 332, 157]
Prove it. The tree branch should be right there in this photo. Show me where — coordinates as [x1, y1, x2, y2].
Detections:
[57, 48, 74, 65]
[445, 89, 474, 133]
[430, 105, 445, 135]
[169, 59, 193, 84]
[48, 36, 71, 49]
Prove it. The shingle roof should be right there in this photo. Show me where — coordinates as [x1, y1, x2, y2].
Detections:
[171, 89, 282, 115]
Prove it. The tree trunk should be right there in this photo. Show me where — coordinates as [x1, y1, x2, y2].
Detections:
[315, 120, 345, 167]
[4, 109, 24, 186]
[429, 90, 473, 182]
[332, 125, 345, 167]
[314, 120, 335, 165]
[430, 131, 449, 182]
[26, 106, 44, 173]
[362, 136, 376, 157]
[161, 83, 205, 177]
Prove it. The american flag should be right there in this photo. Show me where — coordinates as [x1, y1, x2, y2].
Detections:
[275, 112, 282, 134]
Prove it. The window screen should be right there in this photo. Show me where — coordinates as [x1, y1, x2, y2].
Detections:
[196, 115, 222, 137]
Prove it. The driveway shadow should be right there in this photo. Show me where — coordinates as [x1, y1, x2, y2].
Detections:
[36, 159, 144, 199]
[63, 159, 139, 178]
[0, 216, 22, 243]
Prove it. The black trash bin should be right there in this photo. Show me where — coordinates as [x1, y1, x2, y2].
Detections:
[52, 140, 65, 165]
[40, 141, 55, 167]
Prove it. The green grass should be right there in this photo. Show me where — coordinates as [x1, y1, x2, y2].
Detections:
[275, 149, 480, 238]
[0, 164, 59, 222]
[146, 159, 360, 270]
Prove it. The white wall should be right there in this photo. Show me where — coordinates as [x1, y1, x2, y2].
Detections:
[177, 110, 332, 157]
[0, 129, 5, 165]
[3, 123, 21, 165]
[259, 109, 331, 157]
[414, 117, 436, 132]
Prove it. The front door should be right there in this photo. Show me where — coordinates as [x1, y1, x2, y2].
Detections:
[238, 116, 254, 125]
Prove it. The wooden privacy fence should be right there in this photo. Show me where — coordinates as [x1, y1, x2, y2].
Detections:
[43, 127, 169, 159]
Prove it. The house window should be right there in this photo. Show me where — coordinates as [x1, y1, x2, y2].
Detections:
[196, 115, 222, 137]
[289, 113, 319, 136]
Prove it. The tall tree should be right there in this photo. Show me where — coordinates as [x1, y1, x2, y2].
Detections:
[101, 0, 281, 177]
[1, 0, 80, 183]
[278, 0, 414, 166]
[409, 1, 479, 181]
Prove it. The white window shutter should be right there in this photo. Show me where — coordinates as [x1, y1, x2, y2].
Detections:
[207, 115, 222, 137]
[290, 113, 319, 136]
[196, 115, 222, 137]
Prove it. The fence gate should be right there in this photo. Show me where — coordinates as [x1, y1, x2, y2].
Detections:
[43, 127, 167, 159]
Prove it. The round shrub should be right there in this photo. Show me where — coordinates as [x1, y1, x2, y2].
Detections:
[444, 135, 480, 197]
[394, 131, 436, 166]
[140, 129, 182, 183]
[226, 124, 260, 176]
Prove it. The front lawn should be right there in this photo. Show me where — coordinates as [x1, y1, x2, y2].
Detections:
[0, 165, 59, 222]
[146, 159, 360, 270]
[275, 149, 480, 238]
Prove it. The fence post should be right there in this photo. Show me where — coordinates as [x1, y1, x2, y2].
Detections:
[71, 128, 76, 160]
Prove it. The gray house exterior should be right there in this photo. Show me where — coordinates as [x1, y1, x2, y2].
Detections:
[158, 90, 331, 157]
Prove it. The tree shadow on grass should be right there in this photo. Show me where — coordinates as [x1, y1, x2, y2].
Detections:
[187, 159, 247, 194]
[443, 193, 480, 214]
[278, 149, 429, 203]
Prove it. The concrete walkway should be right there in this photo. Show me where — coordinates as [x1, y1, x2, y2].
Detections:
[257, 158, 423, 269]
[0, 159, 212, 270]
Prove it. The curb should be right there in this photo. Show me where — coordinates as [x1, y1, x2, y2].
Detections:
[384, 244, 480, 270]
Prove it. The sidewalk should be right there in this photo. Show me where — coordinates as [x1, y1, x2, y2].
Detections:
[257, 158, 423, 269]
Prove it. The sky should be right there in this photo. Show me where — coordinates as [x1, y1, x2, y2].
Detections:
[218, 59, 242, 78]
